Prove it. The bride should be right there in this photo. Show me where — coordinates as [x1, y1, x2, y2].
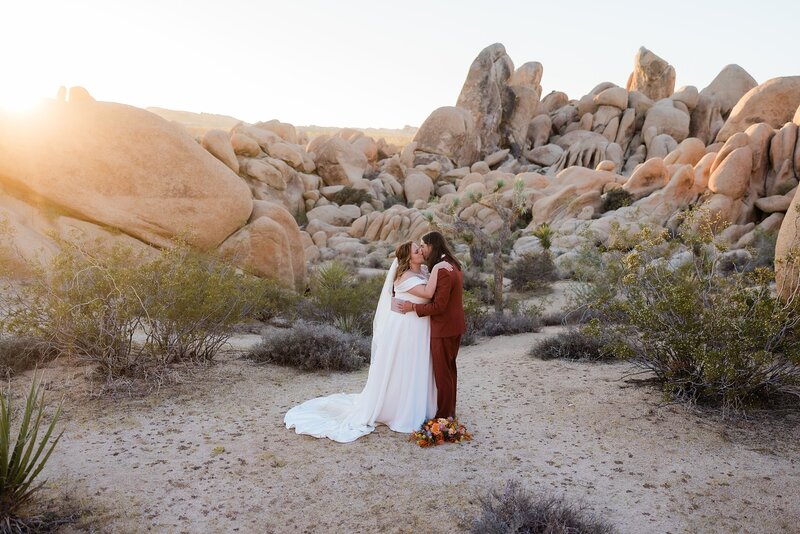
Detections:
[284, 241, 451, 443]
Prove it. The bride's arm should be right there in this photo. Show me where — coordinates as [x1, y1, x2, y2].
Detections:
[405, 262, 452, 299]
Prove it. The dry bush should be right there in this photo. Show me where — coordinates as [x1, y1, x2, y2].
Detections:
[331, 186, 373, 206]
[0, 241, 271, 382]
[507, 251, 558, 293]
[466, 480, 617, 534]
[246, 321, 369, 372]
[531, 328, 616, 362]
[0, 337, 58, 378]
[481, 312, 541, 337]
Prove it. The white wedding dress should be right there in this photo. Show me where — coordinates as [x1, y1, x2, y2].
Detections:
[284, 260, 437, 443]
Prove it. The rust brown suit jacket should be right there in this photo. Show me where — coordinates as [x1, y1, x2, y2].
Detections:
[414, 262, 466, 338]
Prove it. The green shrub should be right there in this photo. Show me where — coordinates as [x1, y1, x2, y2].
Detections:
[750, 228, 777, 270]
[461, 289, 488, 346]
[246, 321, 369, 372]
[531, 327, 616, 362]
[136, 245, 268, 364]
[250, 279, 300, 322]
[462, 269, 493, 305]
[0, 243, 145, 378]
[300, 262, 384, 335]
[507, 252, 557, 293]
[331, 186, 373, 206]
[0, 241, 270, 380]
[600, 187, 632, 213]
[466, 480, 617, 534]
[531, 222, 553, 250]
[585, 226, 800, 411]
[0, 376, 64, 523]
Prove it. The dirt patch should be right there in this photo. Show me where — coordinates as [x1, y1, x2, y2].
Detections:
[23, 326, 799, 533]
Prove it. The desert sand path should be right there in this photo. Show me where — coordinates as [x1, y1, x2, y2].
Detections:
[43, 329, 799, 533]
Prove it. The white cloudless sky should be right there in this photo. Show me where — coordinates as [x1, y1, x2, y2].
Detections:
[1, 0, 798, 128]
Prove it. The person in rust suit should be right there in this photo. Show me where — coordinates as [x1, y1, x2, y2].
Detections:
[397, 231, 465, 418]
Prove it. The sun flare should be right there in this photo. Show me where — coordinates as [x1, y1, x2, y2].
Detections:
[0, 87, 48, 115]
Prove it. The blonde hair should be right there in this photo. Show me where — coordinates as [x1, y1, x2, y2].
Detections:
[394, 242, 413, 281]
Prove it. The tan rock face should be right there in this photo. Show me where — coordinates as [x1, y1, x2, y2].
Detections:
[594, 86, 628, 109]
[626, 47, 676, 102]
[775, 186, 800, 300]
[623, 157, 669, 199]
[404, 173, 435, 205]
[642, 103, 690, 143]
[413, 106, 478, 167]
[218, 216, 297, 288]
[456, 43, 514, 158]
[201, 129, 239, 173]
[689, 65, 758, 144]
[708, 146, 753, 199]
[716, 76, 800, 142]
[0, 101, 253, 250]
[249, 200, 306, 291]
[314, 137, 369, 186]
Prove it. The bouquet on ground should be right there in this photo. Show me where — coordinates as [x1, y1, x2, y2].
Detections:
[410, 417, 472, 447]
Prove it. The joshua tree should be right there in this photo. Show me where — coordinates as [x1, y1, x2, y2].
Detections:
[429, 178, 528, 313]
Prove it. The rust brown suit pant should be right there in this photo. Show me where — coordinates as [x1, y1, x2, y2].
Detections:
[431, 335, 461, 419]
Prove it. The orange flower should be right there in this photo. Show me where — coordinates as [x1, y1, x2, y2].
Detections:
[431, 423, 440, 434]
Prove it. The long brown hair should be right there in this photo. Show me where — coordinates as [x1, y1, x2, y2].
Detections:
[422, 231, 461, 271]
[394, 241, 413, 281]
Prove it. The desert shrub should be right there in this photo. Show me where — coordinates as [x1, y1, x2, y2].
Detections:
[507, 251, 557, 293]
[0, 243, 146, 378]
[135, 245, 268, 364]
[0, 376, 64, 525]
[461, 290, 488, 346]
[540, 307, 601, 327]
[480, 312, 540, 337]
[587, 225, 800, 411]
[249, 278, 300, 322]
[462, 268, 493, 305]
[0, 241, 268, 380]
[600, 187, 632, 213]
[466, 480, 616, 534]
[301, 262, 384, 335]
[331, 186, 373, 206]
[749, 228, 778, 270]
[246, 321, 369, 372]
[0, 337, 58, 378]
[531, 327, 616, 362]
[383, 194, 405, 209]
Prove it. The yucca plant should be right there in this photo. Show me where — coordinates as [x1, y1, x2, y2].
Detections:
[0, 376, 64, 521]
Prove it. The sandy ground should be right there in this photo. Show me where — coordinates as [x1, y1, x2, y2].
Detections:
[24, 318, 796, 533]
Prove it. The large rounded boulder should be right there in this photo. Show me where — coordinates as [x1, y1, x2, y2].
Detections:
[716, 76, 800, 142]
[0, 99, 253, 250]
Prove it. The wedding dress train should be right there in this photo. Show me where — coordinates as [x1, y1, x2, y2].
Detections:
[284, 260, 436, 443]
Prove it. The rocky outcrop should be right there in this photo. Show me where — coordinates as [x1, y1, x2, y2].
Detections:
[716, 76, 800, 142]
[626, 47, 676, 102]
[455, 43, 514, 159]
[0, 99, 252, 250]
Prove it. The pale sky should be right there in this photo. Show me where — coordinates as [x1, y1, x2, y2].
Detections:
[2, 0, 798, 129]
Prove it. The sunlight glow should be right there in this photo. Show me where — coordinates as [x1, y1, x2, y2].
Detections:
[0, 86, 49, 114]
